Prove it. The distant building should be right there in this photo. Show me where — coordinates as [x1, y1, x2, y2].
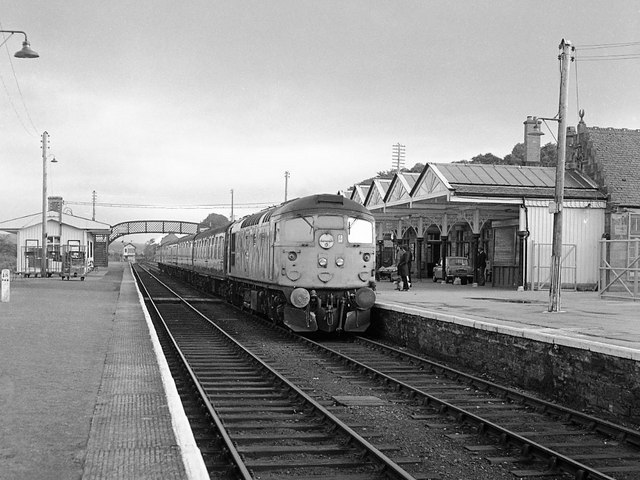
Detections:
[122, 243, 136, 263]
[0, 197, 110, 277]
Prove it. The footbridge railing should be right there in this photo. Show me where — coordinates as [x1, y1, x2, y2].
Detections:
[109, 220, 201, 243]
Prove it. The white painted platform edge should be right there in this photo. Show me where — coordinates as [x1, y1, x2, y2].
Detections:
[130, 265, 210, 480]
[376, 301, 640, 361]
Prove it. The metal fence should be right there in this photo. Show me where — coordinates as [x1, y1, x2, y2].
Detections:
[530, 242, 577, 291]
[599, 238, 640, 301]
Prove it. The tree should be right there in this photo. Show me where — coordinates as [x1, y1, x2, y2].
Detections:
[201, 213, 229, 229]
[143, 239, 157, 260]
[503, 143, 525, 165]
[540, 142, 558, 167]
[458, 153, 504, 165]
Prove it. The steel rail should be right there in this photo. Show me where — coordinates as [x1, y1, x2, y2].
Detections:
[133, 266, 253, 480]
[137, 264, 417, 480]
[297, 336, 620, 480]
[357, 336, 640, 449]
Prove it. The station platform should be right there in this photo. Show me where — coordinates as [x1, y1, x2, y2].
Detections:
[0, 262, 207, 480]
[374, 278, 640, 360]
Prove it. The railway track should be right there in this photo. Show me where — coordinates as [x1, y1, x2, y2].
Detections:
[133, 264, 416, 479]
[313, 337, 640, 479]
[203, 317, 640, 479]
[137, 263, 640, 479]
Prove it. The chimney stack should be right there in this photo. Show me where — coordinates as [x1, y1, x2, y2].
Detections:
[48, 196, 63, 214]
[523, 116, 543, 166]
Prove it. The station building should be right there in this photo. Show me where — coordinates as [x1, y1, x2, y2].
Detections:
[0, 196, 110, 277]
[349, 115, 640, 291]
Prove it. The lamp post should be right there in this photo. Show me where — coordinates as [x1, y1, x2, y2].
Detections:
[0, 30, 39, 58]
[2, 30, 40, 271]
[41, 132, 58, 277]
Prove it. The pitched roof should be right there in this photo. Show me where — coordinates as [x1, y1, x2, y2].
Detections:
[384, 172, 421, 203]
[363, 178, 392, 207]
[432, 163, 604, 200]
[0, 211, 111, 233]
[581, 126, 640, 207]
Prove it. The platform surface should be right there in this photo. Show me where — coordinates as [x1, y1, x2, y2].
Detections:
[0, 262, 206, 480]
[375, 278, 640, 359]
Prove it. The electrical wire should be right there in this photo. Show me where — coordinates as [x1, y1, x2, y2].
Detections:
[576, 41, 640, 50]
[574, 40, 640, 61]
[574, 49, 581, 116]
[0, 22, 39, 136]
[575, 54, 640, 61]
[541, 119, 558, 143]
[63, 201, 279, 210]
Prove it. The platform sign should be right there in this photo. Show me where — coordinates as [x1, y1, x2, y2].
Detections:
[1, 269, 9, 303]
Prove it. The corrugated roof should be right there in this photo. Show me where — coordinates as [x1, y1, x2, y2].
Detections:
[435, 163, 599, 191]
[0, 211, 111, 232]
[583, 126, 640, 206]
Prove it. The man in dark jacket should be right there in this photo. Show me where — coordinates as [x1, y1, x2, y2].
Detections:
[477, 246, 487, 286]
[397, 246, 410, 291]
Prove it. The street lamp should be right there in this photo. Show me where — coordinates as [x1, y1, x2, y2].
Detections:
[2, 30, 41, 271]
[0, 30, 39, 58]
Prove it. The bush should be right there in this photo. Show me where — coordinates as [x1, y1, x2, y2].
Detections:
[0, 235, 17, 271]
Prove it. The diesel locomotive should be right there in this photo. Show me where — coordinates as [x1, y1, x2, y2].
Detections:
[156, 194, 377, 333]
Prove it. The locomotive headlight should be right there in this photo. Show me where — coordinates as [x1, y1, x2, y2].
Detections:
[318, 233, 334, 249]
[355, 287, 376, 309]
[288, 251, 297, 261]
[363, 253, 371, 262]
[318, 257, 328, 267]
[335, 257, 344, 267]
[290, 287, 310, 308]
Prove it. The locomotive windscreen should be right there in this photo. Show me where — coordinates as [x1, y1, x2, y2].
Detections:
[316, 194, 344, 205]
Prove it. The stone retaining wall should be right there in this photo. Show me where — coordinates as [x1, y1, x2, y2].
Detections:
[371, 307, 640, 425]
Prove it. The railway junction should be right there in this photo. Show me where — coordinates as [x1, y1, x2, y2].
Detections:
[1, 262, 639, 479]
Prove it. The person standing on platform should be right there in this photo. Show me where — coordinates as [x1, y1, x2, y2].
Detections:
[477, 246, 487, 286]
[397, 246, 410, 291]
[407, 247, 413, 288]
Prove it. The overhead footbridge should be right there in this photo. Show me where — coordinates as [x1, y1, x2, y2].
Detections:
[109, 220, 201, 243]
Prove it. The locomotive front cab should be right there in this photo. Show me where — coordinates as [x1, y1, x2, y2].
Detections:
[276, 209, 376, 333]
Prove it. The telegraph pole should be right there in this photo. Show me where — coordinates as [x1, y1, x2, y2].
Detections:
[284, 171, 290, 202]
[41, 131, 49, 277]
[230, 189, 234, 221]
[548, 39, 573, 312]
[92, 190, 97, 221]
[392, 143, 405, 172]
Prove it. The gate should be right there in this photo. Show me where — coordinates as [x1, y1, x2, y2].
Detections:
[599, 238, 640, 301]
[530, 242, 577, 291]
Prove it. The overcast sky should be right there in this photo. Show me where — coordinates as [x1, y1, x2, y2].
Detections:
[1, 1, 639, 230]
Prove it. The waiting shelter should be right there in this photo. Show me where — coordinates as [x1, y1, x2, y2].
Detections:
[0, 198, 110, 277]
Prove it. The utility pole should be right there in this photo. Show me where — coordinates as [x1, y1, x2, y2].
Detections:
[41, 131, 49, 277]
[392, 143, 405, 172]
[284, 171, 290, 202]
[230, 189, 234, 221]
[548, 39, 573, 313]
[92, 190, 97, 221]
